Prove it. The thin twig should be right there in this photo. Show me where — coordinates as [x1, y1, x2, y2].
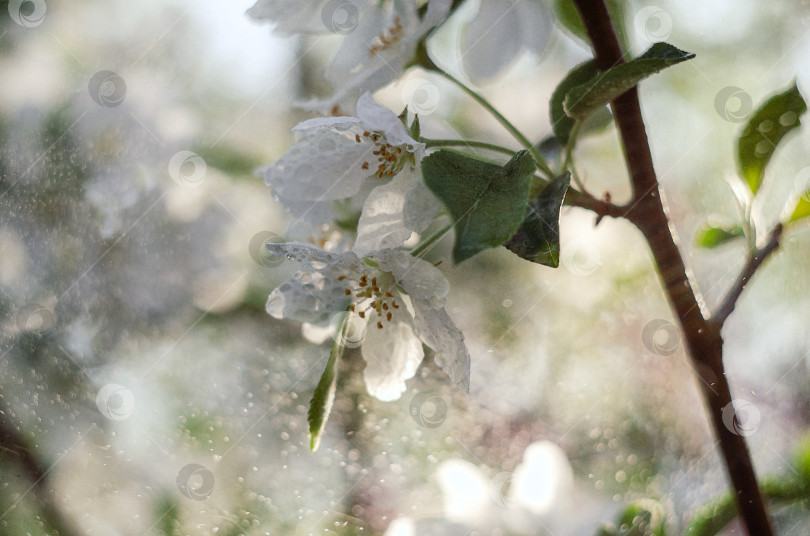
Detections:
[713, 223, 783, 327]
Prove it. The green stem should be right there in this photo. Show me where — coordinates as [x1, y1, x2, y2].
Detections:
[432, 68, 555, 179]
[424, 138, 517, 157]
[564, 120, 588, 192]
[410, 222, 453, 258]
[685, 477, 810, 536]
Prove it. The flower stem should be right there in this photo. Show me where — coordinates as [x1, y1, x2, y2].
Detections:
[410, 222, 453, 258]
[563, 120, 587, 192]
[432, 68, 555, 179]
[423, 138, 517, 157]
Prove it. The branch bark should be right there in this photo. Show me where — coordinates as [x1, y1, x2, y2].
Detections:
[570, 1, 775, 534]
[713, 224, 783, 327]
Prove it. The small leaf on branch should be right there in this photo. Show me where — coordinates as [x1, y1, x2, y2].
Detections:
[788, 193, 810, 223]
[695, 223, 745, 249]
[505, 172, 571, 267]
[308, 324, 346, 451]
[550, 60, 600, 145]
[563, 42, 695, 120]
[737, 83, 807, 194]
[422, 150, 536, 263]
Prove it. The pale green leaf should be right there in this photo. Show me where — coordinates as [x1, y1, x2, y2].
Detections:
[308, 325, 346, 451]
[789, 193, 810, 223]
[737, 83, 807, 194]
[695, 223, 744, 249]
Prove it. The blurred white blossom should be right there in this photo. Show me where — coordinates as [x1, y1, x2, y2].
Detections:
[386, 441, 574, 535]
[460, 0, 552, 84]
[249, 0, 453, 113]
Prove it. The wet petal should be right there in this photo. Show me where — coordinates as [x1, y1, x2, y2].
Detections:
[373, 250, 450, 307]
[361, 314, 423, 401]
[412, 300, 470, 392]
[266, 272, 351, 324]
[356, 92, 423, 152]
[263, 126, 375, 202]
[266, 241, 370, 277]
[354, 168, 440, 256]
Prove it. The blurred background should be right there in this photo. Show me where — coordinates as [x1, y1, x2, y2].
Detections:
[2, 0, 810, 534]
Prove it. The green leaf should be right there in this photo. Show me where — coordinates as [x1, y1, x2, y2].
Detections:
[422, 150, 536, 263]
[686, 476, 810, 536]
[616, 499, 667, 536]
[505, 173, 571, 267]
[550, 60, 600, 145]
[308, 325, 346, 452]
[788, 193, 810, 223]
[737, 83, 807, 194]
[695, 223, 745, 248]
[563, 43, 695, 120]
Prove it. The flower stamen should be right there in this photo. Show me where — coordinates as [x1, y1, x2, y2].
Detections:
[339, 271, 400, 329]
[358, 129, 407, 178]
[369, 16, 403, 56]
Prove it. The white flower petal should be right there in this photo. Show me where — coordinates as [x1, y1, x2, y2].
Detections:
[266, 241, 368, 276]
[517, 1, 553, 54]
[292, 116, 362, 134]
[263, 126, 375, 202]
[437, 459, 492, 524]
[461, 0, 551, 83]
[403, 174, 443, 230]
[361, 314, 423, 401]
[354, 167, 440, 256]
[266, 272, 351, 324]
[301, 321, 332, 344]
[356, 93, 423, 152]
[306, 0, 452, 114]
[373, 250, 449, 308]
[383, 517, 415, 536]
[412, 300, 470, 392]
[247, 0, 373, 36]
[247, 0, 327, 35]
[510, 441, 573, 516]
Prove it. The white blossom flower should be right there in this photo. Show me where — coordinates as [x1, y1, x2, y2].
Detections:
[248, 0, 452, 113]
[247, 0, 367, 36]
[460, 0, 552, 84]
[309, 0, 452, 114]
[262, 91, 440, 249]
[265, 241, 470, 401]
[384, 441, 574, 535]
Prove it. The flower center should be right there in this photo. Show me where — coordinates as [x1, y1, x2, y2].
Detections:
[338, 273, 400, 329]
[356, 130, 405, 178]
[369, 16, 403, 56]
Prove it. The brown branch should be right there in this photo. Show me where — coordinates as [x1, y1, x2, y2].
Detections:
[564, 188, 627, 221]
[570, 1, 775, 534]
[713, 224, 783, 328]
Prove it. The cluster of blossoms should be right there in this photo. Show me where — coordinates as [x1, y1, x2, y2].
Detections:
[248, 0, 554, 402]
[248, 0, 453, 114]
[260, 92, 467, 401]
[248, 0, 474, 400]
